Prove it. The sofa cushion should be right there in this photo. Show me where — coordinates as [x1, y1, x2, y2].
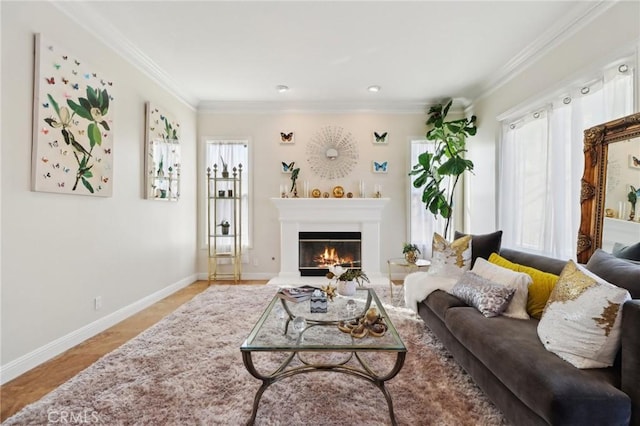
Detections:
[472, 257, 531, 320]
[488, 252, 559, 320]
[450, 271, 515, 317]
[444, 307, 630, 425]
[586, 249, 640, 298]
[612, 241, 640, 262]
[430, 233, 472, 277]
[454, 230, 502, 266]
[424, 290, 468, 322]
[538, 260, 631, 368]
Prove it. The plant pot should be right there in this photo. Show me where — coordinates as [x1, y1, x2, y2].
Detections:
[221, 226, 230, 235]
[337, 280, 356, 296]
[222, 170, 229, 178]
[404, 251, 418, 264]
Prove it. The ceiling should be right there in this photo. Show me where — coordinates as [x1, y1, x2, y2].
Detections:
[53, 1, 608, 111]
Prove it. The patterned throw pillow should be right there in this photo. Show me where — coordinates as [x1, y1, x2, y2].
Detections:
[430, 233, 472, 277]
[472, 257, 532, 320]
[488, 253, 559, 320]
[450, 271, 516, 317]
[537, 260, 631, 369]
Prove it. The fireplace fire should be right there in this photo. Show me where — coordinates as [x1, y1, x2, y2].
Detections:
[299, 232, 361, 276]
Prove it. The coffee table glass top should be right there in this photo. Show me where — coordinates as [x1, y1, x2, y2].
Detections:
[241, 287, 406, 352]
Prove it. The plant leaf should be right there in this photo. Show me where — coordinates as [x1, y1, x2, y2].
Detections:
[81, 177, 94, 193]
[99, 120, 110, 131]
[88, 122, 101, 147]
[100, 89, 109, 115]
[67, 99, 93, 121]
[47, 94, 60, 116]
[86, 86, 99, 107]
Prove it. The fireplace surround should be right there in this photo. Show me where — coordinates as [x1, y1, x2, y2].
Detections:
[269, 198, 389, 285]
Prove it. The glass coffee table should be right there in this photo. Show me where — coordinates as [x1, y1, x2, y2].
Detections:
[240, 287, 406, 425]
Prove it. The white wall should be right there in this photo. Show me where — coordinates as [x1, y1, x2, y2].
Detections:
[1, 2, 198, 379]
[469, 1, 640, 234]
[197, 112, 426, 277]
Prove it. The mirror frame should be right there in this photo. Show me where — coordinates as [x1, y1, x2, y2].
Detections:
[578, 112, 640, 263]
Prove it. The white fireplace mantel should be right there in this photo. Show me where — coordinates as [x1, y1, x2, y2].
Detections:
[270, 198, 389, 284]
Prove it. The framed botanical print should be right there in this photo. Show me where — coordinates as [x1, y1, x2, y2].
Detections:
[145, 102, 181, 201]
[32, 34, 115, 196]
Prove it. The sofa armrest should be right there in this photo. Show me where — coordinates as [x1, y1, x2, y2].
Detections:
[622, 300, 640, 426]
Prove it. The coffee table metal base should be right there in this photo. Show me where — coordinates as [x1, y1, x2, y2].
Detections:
[242, 349, 406, 426]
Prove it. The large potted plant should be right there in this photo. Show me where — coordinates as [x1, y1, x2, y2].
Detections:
[409, 100, 477, 237]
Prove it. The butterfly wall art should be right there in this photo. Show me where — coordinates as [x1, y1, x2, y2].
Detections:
[372, 131, 388, 144]
[280, 131, 294, 144]
[32, 33, 114, 197]
[372, 161, 388, 173]
[145, 102, 181, 201]
[630, 155, 640, 170]
[281, 161, 296, 173]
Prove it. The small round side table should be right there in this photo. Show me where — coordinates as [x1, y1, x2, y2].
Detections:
[387, 258, 431, 298]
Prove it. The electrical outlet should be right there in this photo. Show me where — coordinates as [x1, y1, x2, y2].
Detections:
[94, 296, 102, 311]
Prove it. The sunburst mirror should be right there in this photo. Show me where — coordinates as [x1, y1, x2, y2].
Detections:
[306, 125, 359, 180]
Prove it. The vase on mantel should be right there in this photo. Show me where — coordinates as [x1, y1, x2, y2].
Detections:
[337, 280, 356, 296]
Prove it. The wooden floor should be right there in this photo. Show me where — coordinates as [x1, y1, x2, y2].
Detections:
[0, 279, 267, 422]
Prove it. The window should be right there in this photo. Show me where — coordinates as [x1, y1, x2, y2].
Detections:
[205, 139, 250, 249]
[408, 139, 447, 258]
[499, 61, 634, 259]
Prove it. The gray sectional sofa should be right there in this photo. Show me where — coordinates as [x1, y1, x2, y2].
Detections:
[417, 248, 640, 425]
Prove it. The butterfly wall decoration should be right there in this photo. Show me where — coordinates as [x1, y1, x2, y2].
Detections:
[32, 33, 115, 197]
[372, 161, 388, 173]
[373, 131, 388, 144]
[280, 131, 294, 144]
[630, 155, 640, 169]
[281, 161, 295, 173]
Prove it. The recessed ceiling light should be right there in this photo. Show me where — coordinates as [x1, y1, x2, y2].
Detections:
[367, 85, 381, 93]
[276, 85, 289, 93]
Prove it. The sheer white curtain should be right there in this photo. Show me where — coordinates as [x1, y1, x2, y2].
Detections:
[499, 62, 634, 259]
[205, 140, 250, 252]
[409, 140, 447, 258]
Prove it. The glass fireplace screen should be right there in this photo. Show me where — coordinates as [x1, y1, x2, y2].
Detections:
[298, 232, 362, 276]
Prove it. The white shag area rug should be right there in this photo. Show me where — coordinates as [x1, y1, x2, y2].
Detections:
[3, 284, 507, 426]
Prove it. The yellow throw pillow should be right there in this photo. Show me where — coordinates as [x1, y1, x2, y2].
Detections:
[488, 253, 559, 319]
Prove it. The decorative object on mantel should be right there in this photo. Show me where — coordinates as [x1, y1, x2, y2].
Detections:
[409, 99, 477, 238]
[311, 188, 321, 198]
[628, 185, 639, 221]
[373, 184, 383, 198]
[372, 160, 388, 173]
[280, 131, 294, 144]
[373, 131, 388, 144]
[332, 185, 344, 198]
[289, 165, 300, 197]
[145, 102, 181, 201]
[281, 161, 295, 173]
[32, 33, 115, 197]
[306, 125, 359, 179]
[403, 243, 421, 264]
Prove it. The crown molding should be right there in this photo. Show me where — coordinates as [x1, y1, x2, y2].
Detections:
[197, 99, 431, 114]
[473, 1, 618, 103]
[50, 0, 198, 110]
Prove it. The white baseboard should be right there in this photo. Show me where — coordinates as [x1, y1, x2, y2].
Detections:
[0, 274, 198, 385]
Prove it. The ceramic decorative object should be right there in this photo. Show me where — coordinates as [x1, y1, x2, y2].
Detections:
[337, 280, 356, 296]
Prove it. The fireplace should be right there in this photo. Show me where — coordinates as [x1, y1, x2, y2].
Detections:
[299, 232, 362, 276]
[269, 198, 389, 285]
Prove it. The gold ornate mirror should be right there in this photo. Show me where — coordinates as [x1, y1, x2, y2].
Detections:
[578, 112, 640, 263]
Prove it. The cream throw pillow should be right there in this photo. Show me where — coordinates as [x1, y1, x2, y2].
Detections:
[537, 260, 631, 369]
[472, 257, 532, 320]
[430, 233, 472, 278]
